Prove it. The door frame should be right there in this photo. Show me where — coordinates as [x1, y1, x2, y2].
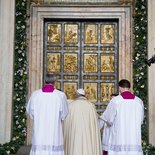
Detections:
[27, 4, 132, 144]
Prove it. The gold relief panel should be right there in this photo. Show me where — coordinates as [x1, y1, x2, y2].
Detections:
[64, 53, 78, 73]
[64, 46, 78, 51]
[47, 46, 61, 50]
[101, 24, 115, 44]
[64, 24, 78, 44]
[47, 53, 61, 73]
[48, 24, 61, 43]
[63, 75, 78, 80]
[84, 53, 98, 73]
[55, 81, 61, 90]
[100, 83, 115, 102]
[84, 83, 98, 103]
[101, 46, 115, 51]
[84, 46, 98, 51]
[100, 75, 115, 80]
[84, 24, 98, 44]
[83, 75, 98, 80]
[64, 82, 77, 100]
[101, 53, 115, 73]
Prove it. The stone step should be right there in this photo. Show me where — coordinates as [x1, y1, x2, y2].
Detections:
[16, 145, 31, 155]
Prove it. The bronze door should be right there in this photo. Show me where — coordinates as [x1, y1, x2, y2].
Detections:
[44, 20, 118, 112]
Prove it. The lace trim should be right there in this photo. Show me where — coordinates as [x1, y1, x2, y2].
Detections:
[32, 145, 64, 152]
[109, 144, 142, 152]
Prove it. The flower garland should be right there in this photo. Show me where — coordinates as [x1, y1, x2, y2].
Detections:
[133, 0, 155, 154]
[0, 0, 27, 154]
[0, 0, 155, 154]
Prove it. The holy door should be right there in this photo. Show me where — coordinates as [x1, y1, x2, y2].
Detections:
[44, 20, 118, 112]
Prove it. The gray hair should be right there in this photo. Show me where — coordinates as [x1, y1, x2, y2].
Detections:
[45, 74, 57, 84]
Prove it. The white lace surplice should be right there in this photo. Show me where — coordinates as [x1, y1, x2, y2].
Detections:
[100, 95, 144, 155]
[26, 89, 68, 155]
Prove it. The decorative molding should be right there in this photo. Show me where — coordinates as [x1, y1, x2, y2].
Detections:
[27, 5, 132, 144]
[119, 0, 134, 5]
[30, 0, 119, 4]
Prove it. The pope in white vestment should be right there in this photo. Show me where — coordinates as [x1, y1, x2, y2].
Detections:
[64, 89, 102, 155]
[100, 79, 144, 155]
[26, 75, 68, 155]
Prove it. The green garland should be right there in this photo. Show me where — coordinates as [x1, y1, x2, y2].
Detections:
[0, 0, 27, 154]
[0, 0, 155, 154]
[133, 0, 155, 154]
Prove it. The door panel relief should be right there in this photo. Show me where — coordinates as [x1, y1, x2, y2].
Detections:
[45, 21, 118, 112]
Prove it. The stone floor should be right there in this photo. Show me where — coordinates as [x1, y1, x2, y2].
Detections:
[16, 145, 31, 155]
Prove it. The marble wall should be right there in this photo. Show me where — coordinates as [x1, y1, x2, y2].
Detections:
[148, 0, 155, 146]
[0, 0, 15, 144]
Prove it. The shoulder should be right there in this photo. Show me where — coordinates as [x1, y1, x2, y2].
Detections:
[111, 95, 122, 103]
[134, 96, 144, 106]
[54, 89, 67, 97]
[135, 96, 143, 101]
[31, 89, 41, 97]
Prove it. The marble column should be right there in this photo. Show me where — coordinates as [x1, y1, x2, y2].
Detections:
[148, 0, 155, 146]
[0, 0, 15, 143]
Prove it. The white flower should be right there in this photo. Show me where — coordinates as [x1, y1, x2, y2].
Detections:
[16, 26, 20, 30]
[135, 56, 139, 60]
[19, 58, 23, 61]
[22, 25, 25, 29]
[22, 2, 25, 6]
[141, 85, 144, 88]
[17, 98, 20, 101]
[18, 125, 22, 128]
[16, 120, 19, 125]
[18, 50, 22, 54]
[12, 137, 16, 141]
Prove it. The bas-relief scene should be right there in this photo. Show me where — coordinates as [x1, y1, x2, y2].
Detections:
[64, 53, 78, 73]
[101, 83, 115, 102]
[101, 54, 115, 72]
[55, 81, 61, 90]
[64, 24, 78, 44]
[48, 24, 61, 43]
[101, 24, 115, 44]
[84, 53, 98, 73]
[84, 24, 98, 44]
[46, 22, 117, 104]
[64, 82, 77, 100]
[47, 53, 61, 73]
[84, 83, 98, 103]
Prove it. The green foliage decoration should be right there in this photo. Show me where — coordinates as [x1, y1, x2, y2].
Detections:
[133, 0, 155, 154]
[0, 0, 155, 154]
[0, 0, 27, 154]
